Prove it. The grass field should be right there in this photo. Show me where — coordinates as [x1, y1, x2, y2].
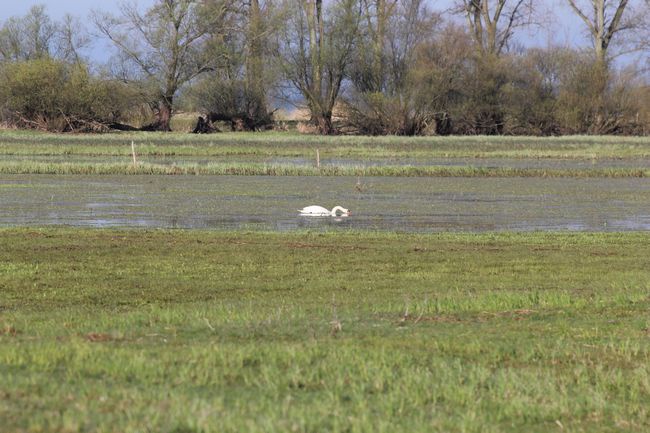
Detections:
[2, 160, 649, 177]
[1, 228, 649, 432]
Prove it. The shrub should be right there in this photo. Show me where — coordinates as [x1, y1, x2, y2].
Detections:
[0, 58, 132, 131]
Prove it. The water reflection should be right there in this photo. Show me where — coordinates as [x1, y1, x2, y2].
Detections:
[1, 175, 650, 232]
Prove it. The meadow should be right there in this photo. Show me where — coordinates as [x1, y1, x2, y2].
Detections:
[0, 229, 649, 432]
[1, 130, 650, 432]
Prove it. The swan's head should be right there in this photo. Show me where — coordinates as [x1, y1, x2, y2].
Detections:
[332, 206, 350, 216]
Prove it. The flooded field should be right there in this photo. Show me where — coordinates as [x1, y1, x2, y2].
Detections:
[6, 154, 650, 170]
[2, 175, 649, 232]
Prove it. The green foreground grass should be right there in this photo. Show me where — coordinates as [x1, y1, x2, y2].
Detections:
[1, 228, 649, 432]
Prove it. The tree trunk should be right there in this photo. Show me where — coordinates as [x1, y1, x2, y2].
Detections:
[373, 0, 386, 90]
[307, 0, 323, 100]
[142, 98, 172, 131]
[314, 113, 333, 135]
[247, 0, 267, 119]
[157, 99, 172, 131]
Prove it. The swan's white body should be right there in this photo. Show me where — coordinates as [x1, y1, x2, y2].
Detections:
[299, 205, 350, 216]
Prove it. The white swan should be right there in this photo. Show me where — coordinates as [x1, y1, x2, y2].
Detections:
[299, 205, 350, 216]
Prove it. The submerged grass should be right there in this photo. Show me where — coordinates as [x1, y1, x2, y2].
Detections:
[1, 228, 649, 432]
[1, 160, 649, 177]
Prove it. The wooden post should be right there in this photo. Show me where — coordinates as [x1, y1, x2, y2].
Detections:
[131, 141, 137, 165]
[316, 148, 320, 168]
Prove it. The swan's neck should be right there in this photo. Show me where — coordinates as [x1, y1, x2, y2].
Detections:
[331, 206, 346, 215]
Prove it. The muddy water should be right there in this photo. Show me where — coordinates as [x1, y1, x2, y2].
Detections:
[1, 175, 649, 232]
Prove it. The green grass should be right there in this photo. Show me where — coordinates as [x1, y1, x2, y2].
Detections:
[1, 160, 648, 177]
[1, 228, 649, 432]
[2, 130, 650, 159]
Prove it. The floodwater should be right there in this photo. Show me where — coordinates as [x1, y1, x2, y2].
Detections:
[7, 154, 650, 170]
[2, 175, 649, 232]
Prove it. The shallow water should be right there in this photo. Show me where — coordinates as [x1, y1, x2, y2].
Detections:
[2, 175, 649, 232]
[6, 154, 650, 170]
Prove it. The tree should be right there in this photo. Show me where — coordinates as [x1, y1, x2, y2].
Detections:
[246, 0, 269, 120]
[450, 1, 534, 134]
[357, 0, 398, 93]
[0, 5, 58, 62]
[0, 58, 134, 131]
[0, 6, 91, 65]
[563, 1, 645, 133]
[187, 0, 279, 132]
[347, 0, 441, 135]
[55, 14, 92, 64]
[93, 0, 221, 131]
[565, 0, 633, 66]
[456, 0, 534, 57]
[277, 0, 362, 134]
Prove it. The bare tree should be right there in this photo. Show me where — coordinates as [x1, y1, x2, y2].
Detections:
[55, 14, 91, 64]
[93, 0, 222, 131]
[360, 0, 398, 92]
[456, 0, 534, 57]
[565, 0, 635, 65]
[246, 0, 267, 119]
[186, 0, 280, 132]
[0, 5, 57, 61]
[563, 1, 647, 133]
[347, 0, 440, 134]
[276, 0, 362, 134]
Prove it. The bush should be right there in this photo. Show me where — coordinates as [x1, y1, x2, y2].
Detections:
[0, 58, 133, 131]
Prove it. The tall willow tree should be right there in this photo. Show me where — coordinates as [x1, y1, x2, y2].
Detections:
[453, 0, 534, 134]
[563, 0, 643, 133]
[246, 0, 268, 119]
[0, 5, 89, 64]
[566, 0, 632, 66]
[186, 0, 278, 130]
[93, 0, 221, 131]
[277, 0, 361, 134]
[458, 0, 534, 57]
[347, 0, 440, 135]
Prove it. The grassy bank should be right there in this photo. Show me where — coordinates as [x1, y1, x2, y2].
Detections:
[2, 130, 650, 159]
[1, 160, 649, 177]
[2, 130, 650, 177]
[1, 228, 648, 432]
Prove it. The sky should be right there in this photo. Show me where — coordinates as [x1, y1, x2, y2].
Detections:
[0, 0, 152, 19]
[1, 0, 129, 20]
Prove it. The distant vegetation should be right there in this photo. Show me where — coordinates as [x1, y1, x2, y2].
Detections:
[0, 1, 649, 135]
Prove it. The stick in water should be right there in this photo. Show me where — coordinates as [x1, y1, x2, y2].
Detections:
[131, 141, 137, 165]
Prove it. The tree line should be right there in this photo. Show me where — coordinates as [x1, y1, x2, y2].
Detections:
[0, 0, 648, 135]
